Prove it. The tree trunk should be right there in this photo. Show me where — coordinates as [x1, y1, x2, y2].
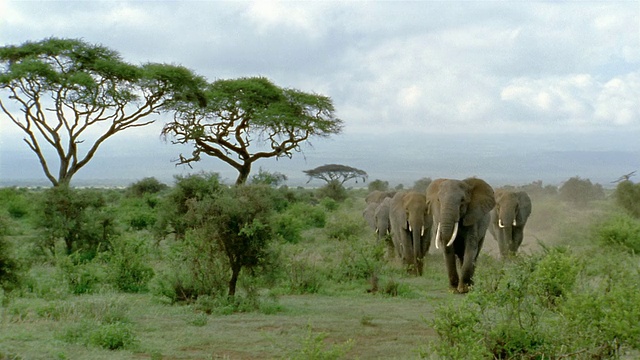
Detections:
[228, 265, 241, 297]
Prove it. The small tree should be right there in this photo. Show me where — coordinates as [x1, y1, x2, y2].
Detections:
[162, 76, 343, 185]
[0, 37, 205, 187]
[126, 177, 168, 197]
[303, 164, 368, 185]
[412, 177, 432, 193]
[186, 185, 276, 297]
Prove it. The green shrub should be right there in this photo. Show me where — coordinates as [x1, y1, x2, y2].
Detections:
[428, 247, 640, 359]
[271, 213, 304, 244]
[614, 180, 640, 218]
[367, 179, 389, 192]
[334, 239, 384, 281]
[0, 188, 31, 219]
[89, 322, 136, 350]
[594, 213, 640, 253]
[105, 235, 154, 293]
[284, 257, 324, 294]
[126, 177, 168, 197]
[0, 224, 22, 293]
[287, 323, 354, 360]
[287, 203, 326, 228]
[325, 211, 364, 241]
[316, 180, 348, 202]
[558, 176, 605, 206]
[320, 197, 338, 211]
[56, 254, 104, 295]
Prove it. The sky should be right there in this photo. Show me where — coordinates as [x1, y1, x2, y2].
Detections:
[0, 1, 639, 188]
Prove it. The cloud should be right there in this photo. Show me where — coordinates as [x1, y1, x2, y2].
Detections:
[501, 72, 640, 127]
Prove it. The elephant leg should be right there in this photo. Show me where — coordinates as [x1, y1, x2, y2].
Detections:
[443, 247, 459, 290]
[458, 239, 480, 293]
[511, 227, 524, 254]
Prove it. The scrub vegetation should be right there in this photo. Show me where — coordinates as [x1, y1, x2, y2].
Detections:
[0, 174, 639, 359]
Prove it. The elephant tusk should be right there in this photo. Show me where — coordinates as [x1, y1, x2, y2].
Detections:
[446, 222, 458, 247]
[498, 219, 505, 228]
[435, 223, 441, 249]
[408, 222, 412, 233]
[513, 219, 517, 226]
[375, 228, 379, 234]
[421, 225, 425, 237]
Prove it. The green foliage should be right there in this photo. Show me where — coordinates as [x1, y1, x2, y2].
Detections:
[558, 176, 605, 206]
[0, 188, 31, 219]
[61, 321, 136, 350]
[126, 177, 168, 197]
[118, 196, 157, 230]
[319, 197, 339, 211]
[614, 180, 640, 218]
[56, 254, 104, 295]
[154, 172, 223, 240]
[250, 168, 288, 187]
[283, 257, 324, 294]
[593, 212, 640, 254]
[429, 246, 640, 359]
[334, 238, 385, 282]
[325, 210, 364, 241]
[287, 323, 354, 360]
[163, 76, 343, 185]
[105, 234, 154, 293]
[367, 179, 389, 192]
[36, 186, 117, 257]
[0, 217, 22, 293]
[316, 180, 348, 202]
[272, 203, 327, 244]
[304, 164, 368, 186]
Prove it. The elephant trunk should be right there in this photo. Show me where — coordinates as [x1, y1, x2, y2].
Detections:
[435, 222, 458, 249]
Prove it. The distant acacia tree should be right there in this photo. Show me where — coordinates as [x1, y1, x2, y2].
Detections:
[0, 37, 205, 187]
[368, 179, 389, 192]
[162, 76, 343, 185]
[303, 164, 368, 185]
[615, 180, 640, 218]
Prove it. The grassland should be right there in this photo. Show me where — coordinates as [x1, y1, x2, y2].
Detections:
[0, 185, 634, 359]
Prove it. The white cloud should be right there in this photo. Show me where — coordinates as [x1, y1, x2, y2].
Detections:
[501, 72, 640, 126]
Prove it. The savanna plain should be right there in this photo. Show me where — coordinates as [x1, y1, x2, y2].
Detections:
[1, 175, 640, 360]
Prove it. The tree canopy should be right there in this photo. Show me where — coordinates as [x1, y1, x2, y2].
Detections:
[162, 76, 343, 185]
[0, 37, 206, 186]
[303, 164, 368, 185]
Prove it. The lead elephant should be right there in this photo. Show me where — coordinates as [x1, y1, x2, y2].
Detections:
[389, 190, 432, 275]
[426, 178, 495, 293]
[488, 189, 532, 259]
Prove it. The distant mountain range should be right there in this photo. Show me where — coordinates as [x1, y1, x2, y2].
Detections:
[1, 130, 638, 189]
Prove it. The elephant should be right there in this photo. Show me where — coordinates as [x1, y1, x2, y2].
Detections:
[389, 190, 432, 275]
[374, 197, 393, 256]
[488, 189, 532, 259]
[426, 178, 495, 293]
[363, 190, 395, 231]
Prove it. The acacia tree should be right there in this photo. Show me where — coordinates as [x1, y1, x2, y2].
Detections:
[162, 76, 343, 185]
[0, 37, 205, 186]
[303, 164, 368, 185]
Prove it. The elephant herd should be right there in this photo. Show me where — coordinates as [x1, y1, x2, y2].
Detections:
[363, 177, 532, 294]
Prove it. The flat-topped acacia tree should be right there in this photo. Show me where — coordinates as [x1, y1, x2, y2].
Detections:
[304, 164, 368, 185]
[0, 37, 206, 187]
[162, 76, 343, 185]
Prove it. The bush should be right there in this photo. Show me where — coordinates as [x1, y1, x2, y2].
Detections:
[428, 246, 640, 359]
[325, 211, 364, 241]
[56, 254, 104, 295]
[105, 234, 154, 293]
[36, 186, 117, 257]
[316, 180, 348, 202]
[0, 216, 22, 293]
[412, 177, 432, 193]
[593, 213, 640, 254]
[558, 176, 605, 206]
[367, 179, 389, 192]
[615, 180, 640, 218]
[126, 177, 168, 197]
[0, 187, 31, 219]
[154, 172, 223, 240]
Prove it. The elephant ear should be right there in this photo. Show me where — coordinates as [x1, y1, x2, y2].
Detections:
[425, 178, 446, 215]
[516, 191, 532, 224]
[462, 178, 496, 226]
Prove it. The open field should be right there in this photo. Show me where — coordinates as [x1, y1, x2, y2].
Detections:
[0, 184, 637, 359]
